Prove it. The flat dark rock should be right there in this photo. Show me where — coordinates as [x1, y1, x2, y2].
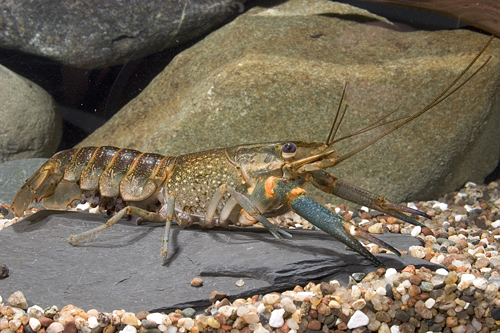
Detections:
[0, 210, 441, 313]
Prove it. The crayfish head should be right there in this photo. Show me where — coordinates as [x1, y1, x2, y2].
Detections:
[226, 141, 338, 186]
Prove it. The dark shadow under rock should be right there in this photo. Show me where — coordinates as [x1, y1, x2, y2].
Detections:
[0, 211, 442, 313]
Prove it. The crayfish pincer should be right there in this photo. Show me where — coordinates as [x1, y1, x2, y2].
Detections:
[10, 37, 493, 266]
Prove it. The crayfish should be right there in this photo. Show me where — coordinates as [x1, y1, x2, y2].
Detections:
[10, 37, 493, 267]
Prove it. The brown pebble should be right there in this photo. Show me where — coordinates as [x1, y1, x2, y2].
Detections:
[446, 316, 458, 327]
[214, 313, 226, 325]
[16, 325, 23, 333]
[408, 285, 421, 296]
[251, 294, 259, 304]
[209, 290, 227, 303]
[217, 298, 231, 308]
[221, 324, 232, 331]
[409, 275, 422, 285]
[39, 317, 53, 328]
[308, 309, 318, 319]
[20, 316, 29, 325]
[337, 322, 348, 330]
[63, 321, 77, 333]
[421, 227, 434, 236]
[136, 311, 149, 320]
[320, 281, 335, 295]
[191, 277, 203, 287]
[402, 265, 416, 274]
[0, 306, 14, 317]
[293, 285, 303, 292]
[307, 320, 322, 331]
[376, 268, 386, 277]
[240, 327, 252, 333]
[103, 325, 116, 333]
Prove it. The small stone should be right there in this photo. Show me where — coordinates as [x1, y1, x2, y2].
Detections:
[141, 320, 157, 329]
[307, 320, 321, 331]
[46, 323, 64, 333]
[146, 314, 163, 325]
[8, 291, 28, 309]
[0, 263, 9, 279]
[0, 306, 14, 317]
[235, 279, 245, 287]
[347, 310, 369, 329]
[420, 281, 434, 292]
[269, 309, 285, 328]
[190, 278, 203, 287]
[64, 321, 77, 333]
[27, 306, 44, 320]
[88, 317, 99, 329]
[472, 277, 488, 290]
[207, 316, 220, 328]
[209, 291, 226, 303]
[29, 318, 41, 331]
[136, 311, 149, 321]
[241, 312, 259, 324]
[424, 298, 436, 309]
[409, 246, 426, 258]
[39, 318, 53, 328]
[351, 273, 366, 282]
[180, 308, 195, 318]
[253, 323, 269, 333]
[262, 294, 280, 305]
[491, 307, 500, 320]
[368, 223, 383, 234]
[120, 325, 137, 333]
[121, 313, 139, 327]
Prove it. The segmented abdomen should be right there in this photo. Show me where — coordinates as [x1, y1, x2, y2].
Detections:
[11, 146, 176, 217]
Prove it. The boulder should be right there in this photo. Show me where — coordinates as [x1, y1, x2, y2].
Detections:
[0, 0, 247, 69]
[0, 65, 61, 162]
[79, 0, 500, 203]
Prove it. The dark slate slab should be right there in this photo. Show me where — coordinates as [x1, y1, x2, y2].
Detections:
[0, 210, 442, 313]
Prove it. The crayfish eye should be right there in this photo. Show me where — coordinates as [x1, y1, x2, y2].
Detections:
[281, 142, 297, 159]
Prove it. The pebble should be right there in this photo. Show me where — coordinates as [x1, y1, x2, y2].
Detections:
[7, 291, 28, 309]
[268, 309, 285, 328]
[347, 310, 369, 329]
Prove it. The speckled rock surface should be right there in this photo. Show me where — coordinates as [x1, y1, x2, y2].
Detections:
[0, 210, 435, 313]
[0, 66, 61, 162]
[0, 0, 246, 69]
[78, 0, 500, 203]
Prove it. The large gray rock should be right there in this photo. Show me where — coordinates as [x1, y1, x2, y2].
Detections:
[0, 65, 62, 162]
[0, 0, 246, 69]
[78, 0, 500, 203]
[0, 210, 440, 313]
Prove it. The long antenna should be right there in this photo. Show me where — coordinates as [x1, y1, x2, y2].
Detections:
[326, 82, 348, 145]
[334, 36, 494, 165]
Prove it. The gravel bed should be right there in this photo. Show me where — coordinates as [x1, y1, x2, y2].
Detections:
[1, 180, 500, 333]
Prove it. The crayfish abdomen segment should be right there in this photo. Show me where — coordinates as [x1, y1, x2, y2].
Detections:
[11, 146, 176, 217]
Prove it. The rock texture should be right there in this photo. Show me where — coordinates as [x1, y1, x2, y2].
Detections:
[0, 210, 439, 313]
[0, 0, 246, 69]
[79, 0, 500, 203]
[0, 65, 61, 162]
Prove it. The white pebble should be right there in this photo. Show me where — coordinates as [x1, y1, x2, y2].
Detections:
[432, 202, 448, 211]
[385, 268, 398, 278]
[88, 317, 99, 329]
[235, 279, 245, 287]
[256, 303, 266, 314]
[347, 310, 369, 329]
[435, 268, 449, 276]
[27, 305, 44, 318]
[360, 206, 370, 212]
[29, 318, 41, 331]
[460, 274, 475, 283]
[424, 298, 436, 309]
[166, 326, 177, 333]
[411, 226, 421, 237]
[407, 202, 418, 210]
[472, 277, 488, 290]
[262, 293, 280, 305]
[269, 309, 285, 328]
[492, 220, 500, 228]
[409, 245, 426, 258]
[454, 215, 464, 222]
[254, 323, 270, 333]
[390, 325, 400, 333]
[296, 292, 315, 301]
[464, 205, 473, 212]
[158, 324, 167, 332]
[376, 286, 386, 296]
[47, 322, 64, 333]
[120, 325, 137, 333]
[76, 202, 90, 211]
[147, 313, 164, 325]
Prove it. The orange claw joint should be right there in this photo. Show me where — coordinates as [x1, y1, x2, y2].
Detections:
[271, 178, 385, 267]
[310, 170, 430, 229]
